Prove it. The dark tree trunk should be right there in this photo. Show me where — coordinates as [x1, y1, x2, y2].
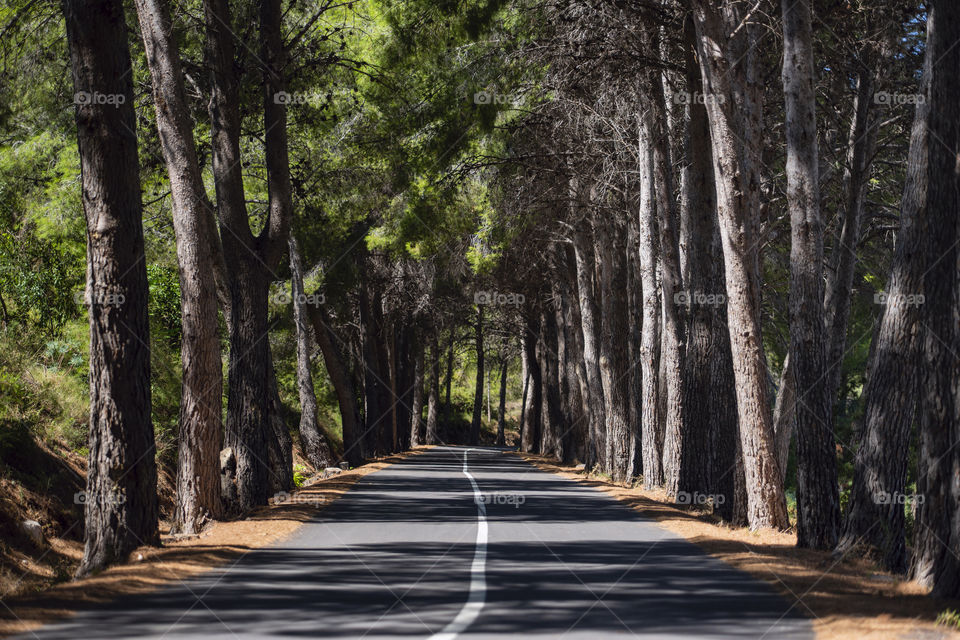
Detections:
[782, 0, 840, 549]
[64, 0, 159, 576]
[289, 237, 332, 469]
[410, 342, 426, 447]
[470, 307, 484, 444]
[308, 304, 361, 466]
[678, 14, 718, 502]
[134, 0, 223, 534]
[836, 45, 928, 571]
[444, 332, 454, 429]
[426, 333, 441, 445]
[911, 1, 960, 597]
[203, 0, 290, 510]
[596, 220, 631, 483]
[691, 0, 789, 529]
[497, 355, 508, 446]
[520, 311, 543, 453]
[539, 295, 564, 459]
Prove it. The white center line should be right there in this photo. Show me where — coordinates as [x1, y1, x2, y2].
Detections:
[428, 448, 488, 640]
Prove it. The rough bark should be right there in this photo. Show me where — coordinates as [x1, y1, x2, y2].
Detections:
[410, 343, 426, 447]
[308, 304, 361, 466]
[64, 0, 159, 576]
[677, 13, 718, 501]
[691, 0, 789, 529]
[470, 307, 484, 444]
[572, 218, 607, 471]
[497, 354, 508, 446]
[289, 236, 332, 469]
[520, 311, 543, 453]
[425, 333, 441, 445]
[782, 0, 841, 549]
[911, 1, 960, 596]
[835, 69, 927, 571]
[637, 120, 664, 490]
[596, 220, 632, 483]
[134, 0, 223, 533]
[203, 0, 290, 510]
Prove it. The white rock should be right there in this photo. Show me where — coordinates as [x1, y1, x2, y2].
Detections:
[21, 520, 43, 545]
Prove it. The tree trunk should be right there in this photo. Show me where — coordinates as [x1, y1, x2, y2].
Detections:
[596, 220, 631, 483]
[134, 0, 223, 534]
[911, 1, 960, 597]
[497, 355, 508, 446]
[782, 0, 841, 549]
[203, 0, 290, 510]
[836, 45, 928, 571]
[308, 304, 361, 466]
[426, 333, 441, 445]
[637, 121, 664, 490]
[410, 343, 426, 447]
[691, 0, 789, 529]
[539, 295, 564, 459]
[470, 307, 484, 444]
[573, 218, 607, 471]
[64, 0, 159, 577]
[520, 311, 543, 453]
[289, 236, 332, 469]
[444, 332, 454, 429]
[677, 13, 718, 501]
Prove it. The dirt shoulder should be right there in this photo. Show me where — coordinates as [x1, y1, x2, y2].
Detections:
[0, 447, 431, 638]
[520, 453, 960, 640]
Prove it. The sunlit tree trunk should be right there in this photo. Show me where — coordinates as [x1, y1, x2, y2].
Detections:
[64, 0, 159, 576]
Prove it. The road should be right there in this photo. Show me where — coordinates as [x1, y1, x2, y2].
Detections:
[16, 447, 812, 639]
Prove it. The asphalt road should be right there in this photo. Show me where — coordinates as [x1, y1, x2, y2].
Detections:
[16, 446, 812, 639]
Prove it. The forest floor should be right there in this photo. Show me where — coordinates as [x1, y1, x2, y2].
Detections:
[0, 447, 431, 638]
[522, 453, 960, 640]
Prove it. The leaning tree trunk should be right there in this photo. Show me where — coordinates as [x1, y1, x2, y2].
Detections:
[773, 60, 879, 480]
[64, 0, 159, 577]
[308, 304, 361, 465]
[134, 0, 223, 534]
[470, 307, 485, 444]
[782, 0, 840, 550]
[691, 0, 789, 530]
[835, 49, 927, 572]
[289, 236, 332, 469]
[912, 0, 960, 597]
